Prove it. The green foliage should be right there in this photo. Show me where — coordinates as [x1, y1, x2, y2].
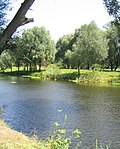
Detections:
[45, 64, 60, 80]
[48, 112, 81, 149]
[103, 0, 120, 18]
[49, 131, 71, 149]
[55, 34, 74, 68]
[13, 26, 56, 71]
[0, 49, 14, 71]
[106, 23, 120, 71]
[80, 22, 107, 66]
[0, 58, 5, 71]
[47, 111, 111, 149]
[103, 0, 120, 36]
[0, 0, 9, 27]
[55, 59, 64, 68]
[68, 22, 108, 74]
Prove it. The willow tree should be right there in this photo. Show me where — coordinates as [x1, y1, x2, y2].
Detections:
[70, 22, 108, 73]
[0, 0, 35, 53]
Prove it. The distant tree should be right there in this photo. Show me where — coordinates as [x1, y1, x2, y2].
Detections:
[17, 26, 56, 71]
[55, 34, 74, 68]
[69, 47, 82, 75]
[11, 37, 24, 72]
[70, 22, 108, 73]
[0, 49, 14, 72]
[0, 58, 5, 72]
[64, 50, 72, 69]
[106, 23, 120, 71]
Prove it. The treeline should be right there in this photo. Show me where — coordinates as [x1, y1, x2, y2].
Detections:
[0, 21, 120, 74]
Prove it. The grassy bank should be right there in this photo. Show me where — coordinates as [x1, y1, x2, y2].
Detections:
[0, 120, 50, 149]
[76, 69, 120, 86]
[1, 66, 120, 86]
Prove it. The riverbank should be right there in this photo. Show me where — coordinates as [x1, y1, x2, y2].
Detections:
[0, 120, 50, 149]
[1, 67, 120, 86]
[0, 119, 80, 149]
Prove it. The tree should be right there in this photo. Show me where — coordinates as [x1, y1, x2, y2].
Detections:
[103, 0, 120, 18]
[11, 37, 24, 72]
[0, 49, 14, 72]
[103, 0, 120, 36]
[70, 22, 108, 73]
[55, 34, 74, 68]
[64, 50, 72, 69]
[16, 26, 56, 71]
[106, 23, 120, 71]
[0, 0, 35, 53]
[103, 0, 120, 70]
[69, 47, 82, 75]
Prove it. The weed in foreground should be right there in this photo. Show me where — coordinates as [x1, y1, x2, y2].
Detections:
[47, 110, 82, 149]
[47, 110, 111, 149]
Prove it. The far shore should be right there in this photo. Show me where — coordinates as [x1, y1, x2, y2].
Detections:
[1, 67, 120, 87]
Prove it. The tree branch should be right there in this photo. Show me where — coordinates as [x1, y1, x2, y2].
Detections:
[0, 0, 35, 53]
[21, 17, 34, 26]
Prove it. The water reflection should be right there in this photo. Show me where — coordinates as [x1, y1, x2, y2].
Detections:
[0, 77, 120, 148]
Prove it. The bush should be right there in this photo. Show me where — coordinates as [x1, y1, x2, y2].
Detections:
[45, 64, 60, 80]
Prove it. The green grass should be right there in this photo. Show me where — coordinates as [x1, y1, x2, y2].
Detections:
[77, 69, 120, 86]
[1, 67, 120, 86]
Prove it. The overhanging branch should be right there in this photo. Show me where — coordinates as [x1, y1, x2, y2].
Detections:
[0, 0, 35, 53]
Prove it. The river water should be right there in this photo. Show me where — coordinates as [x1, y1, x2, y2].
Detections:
[0, 77, 120, 148]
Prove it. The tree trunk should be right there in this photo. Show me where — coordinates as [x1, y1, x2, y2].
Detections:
[114, 54, 119, 71]
[18, 66, 20, 72]
[29, 63, 32, 71]
[39, 59, 42, 71]
[17, 62, 20, 72]
[110, 61, 113, 71]
[114, 60, 118, 71]
[77, 63, 80, 75]
[27, 63, 29, 72]
[0, 0, 35, 53]
[11, 66, 12, 72]
[87, 62, 90, 70]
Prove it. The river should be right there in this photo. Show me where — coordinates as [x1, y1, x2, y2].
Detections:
[0, 77, 120, 148]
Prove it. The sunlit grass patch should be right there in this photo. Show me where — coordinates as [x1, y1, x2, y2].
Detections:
[76, 69, 120, 86]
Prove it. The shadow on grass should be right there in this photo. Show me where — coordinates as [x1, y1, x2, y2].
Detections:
[0, 71, 33, 76]
[58, 72, 79, 80]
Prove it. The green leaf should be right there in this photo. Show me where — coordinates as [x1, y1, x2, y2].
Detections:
[73, 129, 81, 135]
[54, 122, 60, 127]
[58, 129, 66, 134]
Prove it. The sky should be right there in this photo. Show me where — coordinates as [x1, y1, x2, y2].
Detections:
[8, 0, 111, 42]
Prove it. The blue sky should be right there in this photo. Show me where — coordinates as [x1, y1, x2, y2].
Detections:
[9, 0, 111, 41]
